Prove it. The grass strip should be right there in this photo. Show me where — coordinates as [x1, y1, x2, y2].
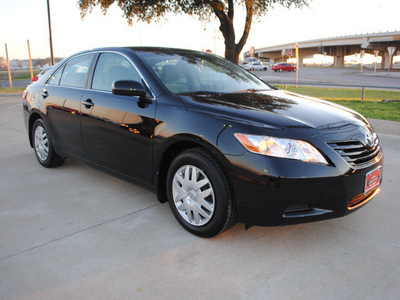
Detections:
[0, 87, 26, 93]
[274, 85, 400, 122]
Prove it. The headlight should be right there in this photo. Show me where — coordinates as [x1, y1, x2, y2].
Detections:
[234, 133, 328, 165]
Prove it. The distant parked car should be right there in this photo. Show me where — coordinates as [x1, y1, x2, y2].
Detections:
[32, 67, 53, 82]
[272, 63, 296, 72]
[242, 57, 261, 65]
[243, 62, 268, 71]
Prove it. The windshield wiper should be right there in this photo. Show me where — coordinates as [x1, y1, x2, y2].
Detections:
[235, 88, 271, 93]
[179, 91, 223, 96]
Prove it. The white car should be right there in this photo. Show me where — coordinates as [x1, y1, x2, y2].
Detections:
[242, 57, 261, 65]
[243, 62, 268, 71]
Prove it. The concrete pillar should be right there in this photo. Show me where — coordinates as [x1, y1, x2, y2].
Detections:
[334, 56, 345, 68]
[381, 55, 386, 69]
[295, 53, 305, 66]
[334, 46, 345, 68]
[382, 52, 393, 69]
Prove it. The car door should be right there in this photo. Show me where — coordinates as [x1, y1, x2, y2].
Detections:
[80, 52, 157, 184]
[44, 53, 95, 158]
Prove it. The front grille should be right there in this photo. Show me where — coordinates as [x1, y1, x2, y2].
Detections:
[327, 138, 382, 168]
[348, 188, 380, 210]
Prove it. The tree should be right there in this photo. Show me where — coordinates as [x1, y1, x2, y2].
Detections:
[79, 0, 309, 64]
[0, 57, 7, 69]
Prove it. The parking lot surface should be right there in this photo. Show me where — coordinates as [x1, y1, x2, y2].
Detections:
[1, 93, 399, 299]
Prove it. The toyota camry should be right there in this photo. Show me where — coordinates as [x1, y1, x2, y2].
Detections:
[23, 47, 383, 237]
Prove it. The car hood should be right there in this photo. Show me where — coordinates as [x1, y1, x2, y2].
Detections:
[180, 90, 369, 132]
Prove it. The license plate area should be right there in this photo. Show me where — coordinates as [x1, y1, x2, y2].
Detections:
[364, 166, 382, 195]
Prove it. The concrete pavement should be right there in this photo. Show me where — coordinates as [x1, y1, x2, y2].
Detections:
[1, 93, 400, 299]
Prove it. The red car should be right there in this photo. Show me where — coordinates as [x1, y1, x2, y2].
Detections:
[272, 63, 296, 72]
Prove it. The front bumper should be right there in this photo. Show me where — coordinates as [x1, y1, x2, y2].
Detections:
[225, 151, 383, 226]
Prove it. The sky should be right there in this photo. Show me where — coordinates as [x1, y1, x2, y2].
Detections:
[0, 0, 399, 60]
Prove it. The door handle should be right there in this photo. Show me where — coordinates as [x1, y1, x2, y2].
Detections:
[41, 89, 49, 98]
[81, 99, 94, 109]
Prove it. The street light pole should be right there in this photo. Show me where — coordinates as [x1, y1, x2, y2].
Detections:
[47, 0, 55, 65]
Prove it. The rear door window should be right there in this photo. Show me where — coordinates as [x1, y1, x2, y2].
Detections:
[59, 54, 94, 88]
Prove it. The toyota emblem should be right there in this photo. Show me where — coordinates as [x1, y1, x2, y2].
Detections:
[365, 132, 374, 147]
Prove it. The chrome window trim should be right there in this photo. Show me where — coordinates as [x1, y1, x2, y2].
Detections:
[45, 52, 96, 91]
[91, 50, 156, 100]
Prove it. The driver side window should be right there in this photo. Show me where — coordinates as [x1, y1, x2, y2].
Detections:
[92, 53, 142, 92]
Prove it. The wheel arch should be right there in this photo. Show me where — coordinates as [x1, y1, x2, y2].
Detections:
[28, 112, 44, 148]
[155, 137, 233, 205]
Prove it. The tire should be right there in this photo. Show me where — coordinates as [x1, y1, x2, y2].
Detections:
[32, 119, 64, 168]
[279, 68, 283, 72]
[166, 148, 235, 238]
[263, 67, 267, 71]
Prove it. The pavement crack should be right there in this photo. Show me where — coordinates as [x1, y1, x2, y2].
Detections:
[0, 202, 162, 262]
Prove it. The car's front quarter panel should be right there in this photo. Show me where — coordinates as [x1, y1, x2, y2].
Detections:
[216, 122, 383, 226]
[153, 94, 230, 167]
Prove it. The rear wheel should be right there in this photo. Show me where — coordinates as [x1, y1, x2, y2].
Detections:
[167, 148, 235, 237]
[32, 119, 64, 168]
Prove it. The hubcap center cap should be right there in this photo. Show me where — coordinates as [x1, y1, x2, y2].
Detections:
[188, 189, 197, 200]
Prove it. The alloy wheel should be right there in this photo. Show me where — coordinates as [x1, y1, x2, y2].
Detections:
[34, 125, 49, 162]
[172, 165, 215, 226]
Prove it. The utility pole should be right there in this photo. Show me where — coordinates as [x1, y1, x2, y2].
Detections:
[47, 0, 55, 65]
[27, 40, 33, 80]
[295, 43, 299, 88]
[5, 43, 12, 88]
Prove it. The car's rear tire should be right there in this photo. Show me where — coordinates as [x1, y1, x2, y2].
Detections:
[32, 119, 64, 168]
[166, 148, 235, 238]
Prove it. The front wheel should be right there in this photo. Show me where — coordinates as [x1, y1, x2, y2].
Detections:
[32, 119, 64, 168]
[166, 148, 235, 237]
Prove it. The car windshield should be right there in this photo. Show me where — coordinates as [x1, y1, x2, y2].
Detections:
[137, 50, 271, 95]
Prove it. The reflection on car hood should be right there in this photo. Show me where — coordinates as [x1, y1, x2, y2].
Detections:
[180, 90, 368, 131]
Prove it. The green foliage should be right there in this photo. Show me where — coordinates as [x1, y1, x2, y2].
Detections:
[79, 0, 307, 23]
[78, 0, 309, 63]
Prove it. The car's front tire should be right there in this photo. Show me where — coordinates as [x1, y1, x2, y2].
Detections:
[166, 148, 235, 238]
[32, 119, 64, 168]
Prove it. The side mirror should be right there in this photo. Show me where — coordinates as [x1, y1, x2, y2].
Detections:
[112, 80, 147, 98]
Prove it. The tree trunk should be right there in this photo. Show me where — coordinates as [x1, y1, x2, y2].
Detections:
[224, 43, 241, 64]
[212, 0, 254, 65]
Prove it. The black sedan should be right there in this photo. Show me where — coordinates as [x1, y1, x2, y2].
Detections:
[23, 47, 383, 237]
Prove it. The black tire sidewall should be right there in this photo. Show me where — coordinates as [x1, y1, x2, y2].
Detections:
[166, 149, 233, 238]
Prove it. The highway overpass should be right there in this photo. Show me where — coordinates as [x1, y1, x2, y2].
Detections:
[245, 31, 400, 68]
